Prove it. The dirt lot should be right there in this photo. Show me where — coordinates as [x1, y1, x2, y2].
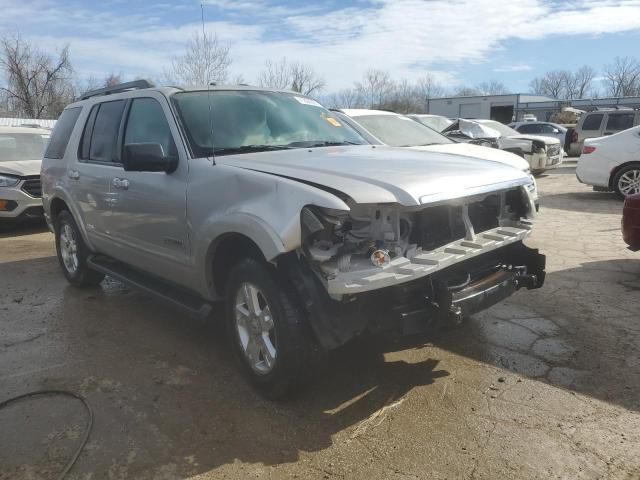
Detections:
[1, 163, 639, 480]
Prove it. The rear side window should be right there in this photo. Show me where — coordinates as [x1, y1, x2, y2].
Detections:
[581, 114, 603, 131]
[517, 124, 541, 134]
[45, 107, 81, 159]
[606, 113, 635, 131]
[80, 100, 126, 163]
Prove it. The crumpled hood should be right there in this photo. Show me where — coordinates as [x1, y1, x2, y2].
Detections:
[0, 160, 41, 177]
[217, 145, 531, 206]
[409, 143, 530, 172]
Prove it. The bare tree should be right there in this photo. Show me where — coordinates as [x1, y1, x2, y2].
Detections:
[257, 58, 290, 90]
[452, 86, 481, 97]
[167, 31, 231, 86]
[529, 70, 566, 99]
[104, 73, 122, 87]
[355, 69, 395, 108]
[0, 35, 74, 118]
[325, 88, 363, 109]
[574, 65, 596, 98]
[603, 56, 640, 97]
[415, 74, 444, 106]
[476, 80, 509, 95]
[289, 61, 325, 96]
[257, 58, 324, 95]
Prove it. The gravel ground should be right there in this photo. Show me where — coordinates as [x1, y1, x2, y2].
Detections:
[1, 163, 639, 480]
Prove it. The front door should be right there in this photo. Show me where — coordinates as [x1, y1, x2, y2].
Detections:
[106, 95, 191, 284]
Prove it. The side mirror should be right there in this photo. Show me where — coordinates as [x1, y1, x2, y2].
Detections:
[123, 143, 177, 173]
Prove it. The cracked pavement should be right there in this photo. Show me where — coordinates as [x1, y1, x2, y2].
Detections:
[1, 163, 639, 479]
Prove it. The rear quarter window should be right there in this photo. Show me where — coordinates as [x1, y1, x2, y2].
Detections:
[606, 113, 635, 131]
[581, 114, 604, 131]
[44, 107, 82, 159]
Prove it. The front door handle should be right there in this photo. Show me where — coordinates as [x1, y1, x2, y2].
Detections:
[112, 178, 130, 190]
[68, 169, 80, 180]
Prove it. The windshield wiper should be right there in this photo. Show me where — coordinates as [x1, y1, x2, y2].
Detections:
[213, 145, 295, 155]
[286, 140, 363, 148]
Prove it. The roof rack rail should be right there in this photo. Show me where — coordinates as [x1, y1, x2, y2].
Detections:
[80, 79, 155, 100]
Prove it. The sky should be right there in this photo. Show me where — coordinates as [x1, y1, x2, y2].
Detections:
[2, 0, 640, 95]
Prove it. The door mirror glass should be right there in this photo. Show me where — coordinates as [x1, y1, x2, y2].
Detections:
[123, 143, 176, 172]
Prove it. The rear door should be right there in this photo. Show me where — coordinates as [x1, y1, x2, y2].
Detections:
[105, 94, 191, 282]
[69, 100, 126, 251]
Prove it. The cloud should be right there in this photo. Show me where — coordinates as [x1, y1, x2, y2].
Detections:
[494, 64, 534, 72]
[2, 0, 640, 91]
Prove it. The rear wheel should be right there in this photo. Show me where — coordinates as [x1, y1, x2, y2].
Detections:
[613, 164, 640, 199]
[225, 258, 323, 399]
[54, 210, 104, 287]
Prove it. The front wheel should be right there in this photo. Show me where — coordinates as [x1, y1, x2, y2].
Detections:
[225, 258, 324, 399]
[54, 210, 104, 288]
[613, 164, 640, 199]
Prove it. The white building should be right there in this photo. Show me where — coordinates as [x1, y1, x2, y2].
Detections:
[427, 94, 560, 123]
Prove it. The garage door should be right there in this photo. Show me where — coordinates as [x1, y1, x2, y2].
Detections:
[460, 103, 481, 118]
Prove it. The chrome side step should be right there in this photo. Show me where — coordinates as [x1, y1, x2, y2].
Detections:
[87, 255, 212, 317]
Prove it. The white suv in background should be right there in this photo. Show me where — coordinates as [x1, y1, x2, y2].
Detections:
[0, 126, 50, 223]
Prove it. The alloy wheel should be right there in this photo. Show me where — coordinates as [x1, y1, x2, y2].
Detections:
[59, 224, 79, 274]
[618, 169, 640, 197]
[234, 282, 277, 374]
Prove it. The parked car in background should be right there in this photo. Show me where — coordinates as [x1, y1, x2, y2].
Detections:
[335, 109, 537, 200]
[509, 121, 568, 153]
[576, 125, 640, 199]
[569, 109, 640, 157]
[42, 81, 544, 398]
[0, 126, 49, 223]
[623, 193, 640, 250]
[407, 114, 452, 132]
[443, 119, 563, 174]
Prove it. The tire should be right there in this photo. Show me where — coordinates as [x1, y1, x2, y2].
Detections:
[54, 210, 105, 288]
[224, 258, 324, 399]
[612, 164, 640, 200]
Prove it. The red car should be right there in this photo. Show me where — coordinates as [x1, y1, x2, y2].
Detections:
[623, 193, 640, 250]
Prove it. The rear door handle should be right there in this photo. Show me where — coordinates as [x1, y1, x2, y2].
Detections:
[68, 169, 80, 180]
[111, 178, 130, 190]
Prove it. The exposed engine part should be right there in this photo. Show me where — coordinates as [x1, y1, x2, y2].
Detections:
[300, 186, 535, 295]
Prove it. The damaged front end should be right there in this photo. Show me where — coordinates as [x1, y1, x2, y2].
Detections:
[281, 184, 545, 349]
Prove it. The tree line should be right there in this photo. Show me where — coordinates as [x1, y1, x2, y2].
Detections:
[2, 31, 640, 119]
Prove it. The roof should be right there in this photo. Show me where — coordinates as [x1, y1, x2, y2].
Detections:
[0, 125, 52, 135]
[341, 108, 400, 117]
[0, 117, 56, 128]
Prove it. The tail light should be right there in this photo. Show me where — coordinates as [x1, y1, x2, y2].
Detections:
[571, 130, 578, 143]
[582, 145, 596, 154]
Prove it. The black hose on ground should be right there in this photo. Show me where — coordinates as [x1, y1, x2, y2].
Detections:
[0, 389, 93, 480]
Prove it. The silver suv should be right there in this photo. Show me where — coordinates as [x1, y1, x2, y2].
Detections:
[42, 81, 545, 397]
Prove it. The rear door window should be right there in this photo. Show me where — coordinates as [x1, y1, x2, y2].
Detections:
[581, 114, 604, 131]
[82, 100, 126, 163]
[45, 107, 81, 159]
[606, 113, 635, 132]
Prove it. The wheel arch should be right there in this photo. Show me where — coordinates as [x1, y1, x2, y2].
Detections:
[206, 232, 270, 298]
[609, 161, 640, 190]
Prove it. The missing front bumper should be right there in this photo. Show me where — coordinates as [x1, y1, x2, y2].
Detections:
[283, 242, 546, 349]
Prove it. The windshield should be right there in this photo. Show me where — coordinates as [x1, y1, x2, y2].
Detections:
[0, 133, 49, 162]
[353, 114, 452, 147]
[410, 115, 452, 132]
[173, 90, 367, 156]
[475, 120, 520, 137]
